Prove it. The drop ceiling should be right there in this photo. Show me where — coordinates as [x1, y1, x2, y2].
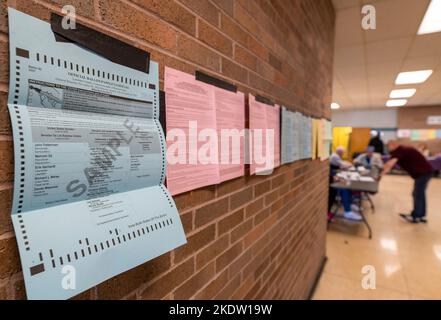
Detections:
[332, 0, 441, 110]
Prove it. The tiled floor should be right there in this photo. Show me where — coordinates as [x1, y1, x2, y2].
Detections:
[313, 174, 441, 300]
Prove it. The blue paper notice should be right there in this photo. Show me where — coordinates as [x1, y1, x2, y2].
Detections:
[7, 8, 186, 299]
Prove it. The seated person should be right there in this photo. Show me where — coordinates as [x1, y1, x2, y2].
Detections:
[330, 146, 352, 169]
[328, 146, 362, 221]
[354, 146, 384, 179]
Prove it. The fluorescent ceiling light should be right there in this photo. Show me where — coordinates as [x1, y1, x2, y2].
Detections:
[395, 70, 433, 85]
[418, 0, 441, 35]
[386, 99, 407, 107]
[330, 102, 340, 109]
[389, 89, 416, 98]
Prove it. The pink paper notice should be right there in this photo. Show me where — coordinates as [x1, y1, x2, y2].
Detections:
[165, 67, 246, 195]
[165, 67, 220, 195]
[215, 88, 245, 182]
[249, 95, 280, 175]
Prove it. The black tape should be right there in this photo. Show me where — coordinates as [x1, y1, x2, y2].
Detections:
[159, 90, 166, 133]
[255, 95, 275, 106]
[50, 13, 150, 74]
[195, 71, 237, 93]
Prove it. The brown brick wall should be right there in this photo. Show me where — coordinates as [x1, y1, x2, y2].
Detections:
[0, 0, 334, 299]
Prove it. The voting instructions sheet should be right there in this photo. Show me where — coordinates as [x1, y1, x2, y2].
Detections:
[7, 8, 186, 299]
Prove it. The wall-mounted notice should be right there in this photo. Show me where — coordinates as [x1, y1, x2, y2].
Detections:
[249, 95, 280, 175]
[7, 9, 186, 299]
[281, 107, 295, 164]
[165, 67, 245, 195]
[320, 119, 333, 160]
[281, 107, 312, 164]
[312, 118, 318, 160]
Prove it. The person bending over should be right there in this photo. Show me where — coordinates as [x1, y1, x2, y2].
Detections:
[382, 140, 434, 223]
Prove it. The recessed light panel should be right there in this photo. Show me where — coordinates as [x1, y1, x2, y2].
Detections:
[386, 99, 407, 107]
[418, 0, 441, 35]
[395, 70, 433, 85]
[389, 89, 416, 98]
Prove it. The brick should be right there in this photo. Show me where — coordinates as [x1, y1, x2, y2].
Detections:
[132, 0, 196, 35]
[234, 3, 260, 36]
[194, 197, 229, 228]
[0, 92, 11, 135]
[254, 207, 270, 226]
[0, 237, 21, 279]
[193, 268, 228, 299]
[243, 222, 266, 249]
[99, 0, 177, 52]
[214, 273, 241, 299]
[217, 208, 244, 236]
[0, 139, 13, 183]
[97, 252, 171, 299]
[180, 210, 193, 234]
[221, 57, 248, 84]
[212, 0, 234, 16]
[0, 280, 7, 299]
[177, 34, 220, 71]
[198, 20, 232, 56]
[179, 0, 219, 26]
[196, 234, 229, 270]
[0, 0, 7, 33]
[174, 224, 215, 263]
[234, 45, 257, 72]
[254, 180, 270, 197]
[0, 39, 8, 84]
[140, 258, 194, 299]
[220, 13, 248, 46]
[230, 186, 252, 210]
[0, 186, 13, 235]
[174, 261, 215, 299]
[245, 197, 264, 218]
[247, 36, 268, 61]
[173, 192, 192, 212]
[231, 275, 253, 299]
[228, 248, 252, 275]
[52, 0, 97, 19]
[216, 241, 242, 272]
[269, 52, 282, 72]
[191, 186, 216, 207]
[264, 189, 279, 206]
[231, 218, 253, 243]
[216, 177, 245, 196]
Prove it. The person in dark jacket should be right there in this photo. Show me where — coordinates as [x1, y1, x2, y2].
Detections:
[382, 140, 434, 223]
[369, 132, 385, 155]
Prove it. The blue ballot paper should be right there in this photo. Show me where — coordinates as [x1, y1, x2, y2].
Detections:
[7, 8, 186, 299]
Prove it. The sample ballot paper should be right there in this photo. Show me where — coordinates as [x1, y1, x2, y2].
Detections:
[7, 9, 186, 299]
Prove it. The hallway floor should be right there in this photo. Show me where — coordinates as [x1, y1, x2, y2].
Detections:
[313, 174, 441, 300]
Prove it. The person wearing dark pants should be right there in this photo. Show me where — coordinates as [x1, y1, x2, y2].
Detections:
[382, 140, 434, 223]
[412, 173, 433, 220]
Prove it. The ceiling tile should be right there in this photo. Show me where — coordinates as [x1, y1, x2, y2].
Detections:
[365, 37, 413, 64]
[407, 33, 441, 58]
[335, 6, 364, 47]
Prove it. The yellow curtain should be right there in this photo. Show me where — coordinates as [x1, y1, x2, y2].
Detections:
[332, 127, 352, 159]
